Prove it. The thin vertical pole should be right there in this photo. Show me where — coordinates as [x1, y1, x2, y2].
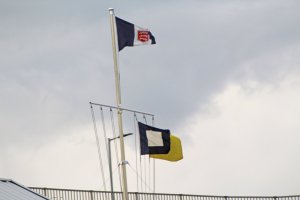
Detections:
[108, 138, 115, 200]
[109, 8, 129, 200]
[152, 116, 155, 193]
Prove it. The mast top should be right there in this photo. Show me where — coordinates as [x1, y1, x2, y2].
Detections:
[108, 8, 114, 14]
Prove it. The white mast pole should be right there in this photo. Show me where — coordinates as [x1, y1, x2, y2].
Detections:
[108, 8, 129, 200]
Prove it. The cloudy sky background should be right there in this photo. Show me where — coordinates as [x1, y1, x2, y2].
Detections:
[1, 0, 300, 196]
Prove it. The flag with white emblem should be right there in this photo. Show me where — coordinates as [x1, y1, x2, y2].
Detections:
[115, 17, 156, 51]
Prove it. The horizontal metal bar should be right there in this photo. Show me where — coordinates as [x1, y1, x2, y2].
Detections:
[89, 102, 155, 117]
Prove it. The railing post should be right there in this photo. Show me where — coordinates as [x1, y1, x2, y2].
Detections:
[43, 188, 47, 198]
[135, 192, 139, 200]
[179, 194, 183, 200]
[90, 190, 94, 200]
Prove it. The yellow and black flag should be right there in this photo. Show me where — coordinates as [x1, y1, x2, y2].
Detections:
[150, 135, 183, 162]
[138, 122, 183, 162]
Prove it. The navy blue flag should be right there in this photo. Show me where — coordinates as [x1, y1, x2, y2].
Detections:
[138, 122, 170, 155]
[115, 17, 156, 51]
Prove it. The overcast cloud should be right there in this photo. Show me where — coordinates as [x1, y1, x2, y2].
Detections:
[1, 0, 300, 196]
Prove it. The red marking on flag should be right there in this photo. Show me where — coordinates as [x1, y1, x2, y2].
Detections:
[138, 31, 150, 42]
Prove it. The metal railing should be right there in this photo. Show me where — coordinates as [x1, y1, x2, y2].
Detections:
[29, 188, 300, 200]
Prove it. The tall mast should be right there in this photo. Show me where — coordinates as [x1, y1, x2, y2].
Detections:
[108, 8, 129, 200]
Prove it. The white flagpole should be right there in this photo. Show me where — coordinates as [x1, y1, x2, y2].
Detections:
[108, 8, 129, 200]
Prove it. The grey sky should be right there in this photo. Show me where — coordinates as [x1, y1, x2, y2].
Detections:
[1, 0, 300, 196]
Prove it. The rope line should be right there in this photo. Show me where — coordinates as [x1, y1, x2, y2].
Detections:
[109, 108, 122, 190]
[128, 163, 154, 193]
[136, 114, 143, 193]
[143, 114, 148, 192]
[152, 115, 156, 193]
[149, 154, 151, 193]
[152, 116, 156, 193]
[143, 115, 147, 125]
[99, 162, 121, 191]
[100, 106, 109, 159]
[133, 113, 140, 193]
[90, 105, 107, 190]
[90, 103, 156, 193]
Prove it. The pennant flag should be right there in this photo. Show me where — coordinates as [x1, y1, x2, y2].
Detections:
[115, 17, 156, 51]
[138, 122, 170, 155]
[150, 134, 183, 162]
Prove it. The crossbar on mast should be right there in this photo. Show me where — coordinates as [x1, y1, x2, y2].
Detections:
[89, 102, 155, 117]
